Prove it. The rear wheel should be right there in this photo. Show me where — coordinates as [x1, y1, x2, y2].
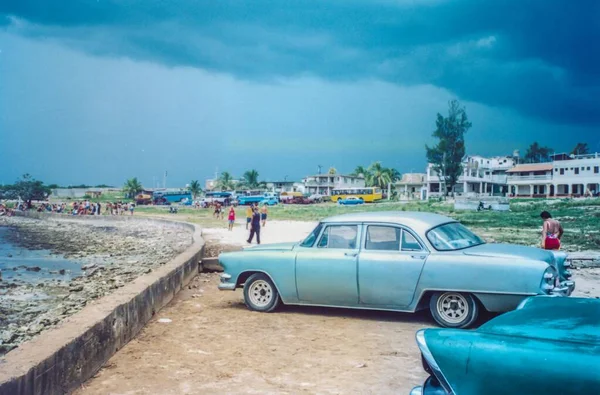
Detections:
[243, 273, 280, 312]
[430, 291, 478, 328]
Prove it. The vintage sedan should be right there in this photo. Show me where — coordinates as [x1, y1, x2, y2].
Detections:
[410, 296, 600, 395]
[337, 196, 364, 205]
[218, 212, 574, 328]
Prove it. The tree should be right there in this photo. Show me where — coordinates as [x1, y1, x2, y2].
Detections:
[242, 169, 260, 189]
[11, 174, 52, 206]
[524, 142, 553, 163]
[188, 180, 202, 199]
[425, 100, 472, 196]
[388, 168, 402, 183]
[368, 162, 392, 189]
[123, 177, 143, 199]
[328, 167, 337, 175]
[571, 142, 589, 156]
[217, 171, 235, 191]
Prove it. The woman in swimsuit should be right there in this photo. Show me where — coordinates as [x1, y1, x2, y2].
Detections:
[541, 211, 563, 250]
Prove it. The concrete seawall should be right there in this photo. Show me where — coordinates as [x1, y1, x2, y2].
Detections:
[0, 213, 204, 395]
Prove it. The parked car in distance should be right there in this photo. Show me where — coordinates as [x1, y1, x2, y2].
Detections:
[337, 196, 364, 205]
[411, 296, 600, 395]
[308, 194, 324, 203]
[218, 211, 574, 328]
[260, 197, 278, 206]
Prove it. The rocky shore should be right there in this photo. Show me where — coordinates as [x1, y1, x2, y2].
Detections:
[0, 216, 193, 356]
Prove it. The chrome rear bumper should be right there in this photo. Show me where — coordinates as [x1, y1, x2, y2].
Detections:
[550, 280, 575, 296]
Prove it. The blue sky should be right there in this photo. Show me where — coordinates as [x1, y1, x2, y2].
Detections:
[1, 0, 598, 187]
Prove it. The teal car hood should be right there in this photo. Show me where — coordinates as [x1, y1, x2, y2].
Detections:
[462, 243, 554, 264]
[420, 297, 600, 395]
[478, 296, 600, 345]
[243, 242, 297, 252]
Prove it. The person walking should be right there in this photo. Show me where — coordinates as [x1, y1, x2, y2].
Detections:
[129, 202, 135, 216]
[260, 203, 268, 227]
[541, 211, 563, 250]
[247, 206, 261, 244]
[245, 205, 253, 230]
[97, 202, 102, 216]
[228, 206, 236, 231]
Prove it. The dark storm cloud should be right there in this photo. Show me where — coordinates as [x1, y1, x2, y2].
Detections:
[2, 0, 599, 124]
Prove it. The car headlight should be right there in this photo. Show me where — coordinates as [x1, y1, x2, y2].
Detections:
[416, 330, 456, 394]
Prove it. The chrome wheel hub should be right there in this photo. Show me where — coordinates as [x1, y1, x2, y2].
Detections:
[248, 280, 272, 307]
[437, 293, 469, 324]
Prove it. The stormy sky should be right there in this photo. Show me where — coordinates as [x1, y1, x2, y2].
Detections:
[1, 0, 598, 187]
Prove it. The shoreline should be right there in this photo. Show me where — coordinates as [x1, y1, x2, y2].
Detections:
[0, 216, 193, 356]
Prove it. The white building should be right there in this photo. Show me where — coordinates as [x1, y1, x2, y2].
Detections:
[303, 174, 365, 195]
[395, 173, 427, 200]
[507, 153, 600, 197]
[426, 155, 516, 198]
[265, 181, 305, 194]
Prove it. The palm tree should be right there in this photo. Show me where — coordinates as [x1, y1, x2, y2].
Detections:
[123, 177, 143, 198]
[328, 167, 337, 175]
[388, 168, 402, 183]
[217, 171, 235, 191]
[353, 165, 368, 178]
[242, 169, 260, 189]
[368, 162, 392, 189]
[188, 180, 202, 199]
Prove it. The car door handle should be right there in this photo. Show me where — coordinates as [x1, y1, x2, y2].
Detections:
[344, 252, 358, 257]
[411, 255, 426, 260]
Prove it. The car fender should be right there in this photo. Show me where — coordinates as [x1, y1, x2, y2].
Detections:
[412, 254, 549, 311]
[218, 250, 299, 303]
[419, 327, 600, 395]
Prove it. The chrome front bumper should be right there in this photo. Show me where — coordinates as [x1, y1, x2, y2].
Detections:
[410, 377, 448, 395]
[218, 273, 236, 291]
[550, 280, 575, 296]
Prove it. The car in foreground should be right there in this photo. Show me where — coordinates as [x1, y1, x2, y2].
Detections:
[218, 211, 574, 328]
[410, 296, 600, 395]
[337, 196, 364, 205]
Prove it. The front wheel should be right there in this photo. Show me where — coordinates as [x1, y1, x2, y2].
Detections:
[243, 273, 280, 312]
[429, 292, 478, 328]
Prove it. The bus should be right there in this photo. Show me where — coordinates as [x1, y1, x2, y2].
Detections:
[330, 187, 383, 203]
[153, 190, 193, 205]
[201, 191, 233, 205]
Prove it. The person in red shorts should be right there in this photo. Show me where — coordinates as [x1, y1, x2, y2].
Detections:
[541, 211, 563, 250]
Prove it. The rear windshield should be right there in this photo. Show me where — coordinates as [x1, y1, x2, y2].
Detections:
[426, 222, 485, 251]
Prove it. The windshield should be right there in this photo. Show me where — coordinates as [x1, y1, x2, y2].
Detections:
[426, 222, 485, 251]
[300, 223, 323, 247]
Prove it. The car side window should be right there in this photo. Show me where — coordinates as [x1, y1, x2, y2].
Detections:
[401, 230, 423, 251]
[365, 226, 400, 251]
[317, 225, 358, 249]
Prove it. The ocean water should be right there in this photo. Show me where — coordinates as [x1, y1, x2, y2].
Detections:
[0, 227, 82, 284]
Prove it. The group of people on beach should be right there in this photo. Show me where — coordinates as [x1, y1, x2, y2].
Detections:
[12, 200, 136, 216]
[0, 203, 14, 217]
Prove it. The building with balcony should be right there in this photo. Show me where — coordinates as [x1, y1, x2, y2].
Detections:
[507, 153, 600, 197]
[302, 174, 365, 195]
[426, 155, 516, 198]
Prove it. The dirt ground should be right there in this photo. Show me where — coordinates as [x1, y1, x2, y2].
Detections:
[76, 220, 600, 395]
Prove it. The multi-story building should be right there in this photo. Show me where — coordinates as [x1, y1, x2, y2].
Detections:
[507, 153, 600, 197]
[303, 174, 365, 195]
[426, 155, 516, 198]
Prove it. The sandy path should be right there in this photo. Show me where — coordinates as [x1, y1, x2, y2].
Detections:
[76, 272, 430, 395]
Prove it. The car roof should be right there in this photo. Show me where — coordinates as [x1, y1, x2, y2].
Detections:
[322, 211, 455, 234]
[478, 296, 600, 345]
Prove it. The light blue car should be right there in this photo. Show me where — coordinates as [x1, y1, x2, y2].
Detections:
[218, 212, 574, 328]
[337, 196, 364, 205]
[260, 197, 278, 206]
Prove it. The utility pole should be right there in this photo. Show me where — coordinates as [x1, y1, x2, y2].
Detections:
[163, 171, 167, 189]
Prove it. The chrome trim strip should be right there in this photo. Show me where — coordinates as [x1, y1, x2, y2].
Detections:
[416, 330, 456, 395]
